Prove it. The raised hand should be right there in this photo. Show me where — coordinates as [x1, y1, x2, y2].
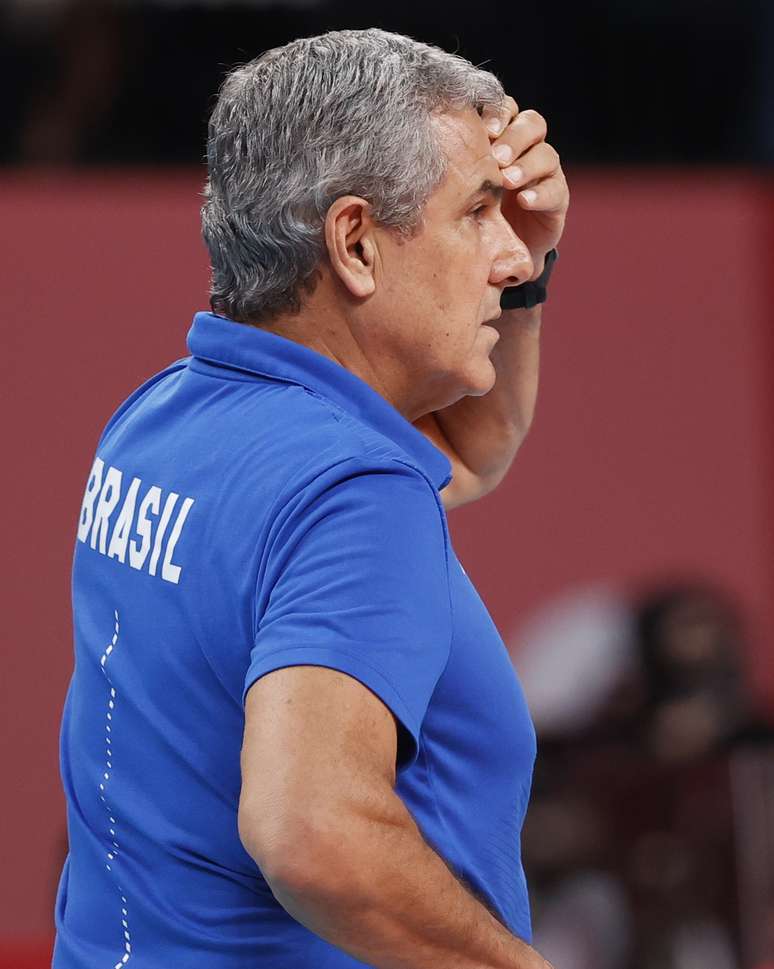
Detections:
[482, 97, 569, 279]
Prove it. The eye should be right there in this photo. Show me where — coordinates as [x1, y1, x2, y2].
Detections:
[470, 203, 489, 219]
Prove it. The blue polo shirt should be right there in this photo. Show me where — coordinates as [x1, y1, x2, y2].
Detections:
[53, 311, 536, 968]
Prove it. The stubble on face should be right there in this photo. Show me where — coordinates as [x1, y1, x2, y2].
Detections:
[345, 107, 514, 421]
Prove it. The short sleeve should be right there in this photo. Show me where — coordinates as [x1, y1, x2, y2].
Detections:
[243, 458, 453, 773]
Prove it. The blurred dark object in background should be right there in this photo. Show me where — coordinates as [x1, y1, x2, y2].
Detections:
[1, 0, 773, 166]
[516, 580, 774, 969]
[636, 584, 772, 758]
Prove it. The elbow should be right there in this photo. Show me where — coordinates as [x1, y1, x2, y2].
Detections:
[505, 415, 534, 457]
[474, 465, 510, 501]
[479, 423, 532, 494]
[238, 801, 305, 888]
[238, 802, 268, 872]
[238, 802, 352, 901]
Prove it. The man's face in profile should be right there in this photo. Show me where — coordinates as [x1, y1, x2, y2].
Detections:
[370, 107, 532, 413]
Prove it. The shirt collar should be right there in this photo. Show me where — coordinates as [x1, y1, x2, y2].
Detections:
[187, 312, 452, 491]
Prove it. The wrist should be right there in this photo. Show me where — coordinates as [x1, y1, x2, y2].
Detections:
[529, 254, 547, 282]
[500, 248, 558, 311]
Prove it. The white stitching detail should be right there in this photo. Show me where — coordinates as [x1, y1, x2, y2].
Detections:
[99, 609, 132, 968]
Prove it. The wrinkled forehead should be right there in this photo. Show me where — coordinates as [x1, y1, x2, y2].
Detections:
[429, 107, 502, 200]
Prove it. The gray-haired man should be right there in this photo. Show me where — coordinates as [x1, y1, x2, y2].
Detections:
[54, 27, 567, 969]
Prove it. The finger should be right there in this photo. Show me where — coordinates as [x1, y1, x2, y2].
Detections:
[515, 170, 569, 213]
[492, 108, 548, 161]
[482, 94, 518, 138]
[500, 141, 560, 188]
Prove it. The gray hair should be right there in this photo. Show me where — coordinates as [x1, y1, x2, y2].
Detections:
[202, 28, 505, 325]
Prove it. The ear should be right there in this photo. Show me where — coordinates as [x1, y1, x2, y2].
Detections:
[323, 195, 377, 299]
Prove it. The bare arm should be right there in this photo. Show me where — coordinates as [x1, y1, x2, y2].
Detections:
[415, 304, 541, 511]
[416, 99, 567, 511]
[240, 666, 549, 969]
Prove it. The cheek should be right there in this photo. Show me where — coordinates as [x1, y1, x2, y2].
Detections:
[407, 229, 490, 334]
[464, 223, 500, 284]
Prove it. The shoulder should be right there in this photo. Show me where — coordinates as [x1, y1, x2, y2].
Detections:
[271, 446, 449, 558]
[262, 399, 451, 576]
[97, 356, 190, 449]
[265, 387, 445, 518]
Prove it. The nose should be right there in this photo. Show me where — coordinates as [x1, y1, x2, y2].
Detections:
[489, 214, 534, 288]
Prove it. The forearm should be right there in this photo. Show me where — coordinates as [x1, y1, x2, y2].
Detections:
[433, 305, 542, 489]
[266, 798, 546, 969]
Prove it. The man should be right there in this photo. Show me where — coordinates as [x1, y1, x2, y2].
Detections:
[53, 27, 568, 969]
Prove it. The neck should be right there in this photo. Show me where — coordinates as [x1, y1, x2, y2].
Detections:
[251, 297, 425, 418]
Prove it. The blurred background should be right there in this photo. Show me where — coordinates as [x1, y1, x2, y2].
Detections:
[2, 1, 773, 967]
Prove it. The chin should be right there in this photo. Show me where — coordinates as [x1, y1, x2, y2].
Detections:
[460, 358, 497, 398]
[464, 328, 500, 394]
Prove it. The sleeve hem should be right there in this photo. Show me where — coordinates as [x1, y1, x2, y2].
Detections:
[242, 644, 424, 771]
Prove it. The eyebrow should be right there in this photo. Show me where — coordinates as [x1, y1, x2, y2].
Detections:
[466, 179, 505, 206]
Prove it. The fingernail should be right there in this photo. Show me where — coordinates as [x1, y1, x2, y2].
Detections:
[503, 165, 523, 184]
[492, 144, 513, 164]
[520, 189, 537, 204]
[486, 118, 504, 136]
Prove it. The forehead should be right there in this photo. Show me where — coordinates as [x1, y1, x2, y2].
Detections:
[429, 108, 502, 199]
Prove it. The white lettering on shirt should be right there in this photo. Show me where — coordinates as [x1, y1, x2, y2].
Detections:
[161, 497, 195, 585]
[78, 457, 104, 543]
[77, 460, 195, 585]
[106, 477, 141, 563]
[90, 466, 123, 553]
[129, 486, 161, 571]
[148, 492, 179, 577]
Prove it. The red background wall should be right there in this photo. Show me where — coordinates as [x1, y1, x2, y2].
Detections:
[2, 170, 772, 959]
